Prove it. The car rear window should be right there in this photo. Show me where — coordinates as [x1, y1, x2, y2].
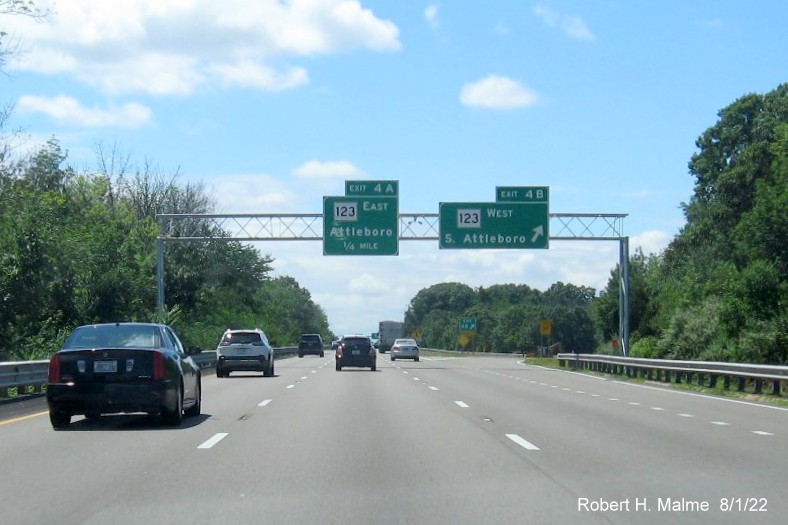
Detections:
[221, 332, 262, 345]
[343, 338, 371, 351]
[301, 335, 321, 342]
[66, 325, 162, 349]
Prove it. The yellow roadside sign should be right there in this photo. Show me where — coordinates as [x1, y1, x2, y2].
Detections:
[540, 320, 552, 336]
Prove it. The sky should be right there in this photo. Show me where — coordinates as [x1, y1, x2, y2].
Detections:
[2, 1, 787, 338]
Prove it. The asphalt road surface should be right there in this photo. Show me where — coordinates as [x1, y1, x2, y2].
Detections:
[2, 353, 786, 525]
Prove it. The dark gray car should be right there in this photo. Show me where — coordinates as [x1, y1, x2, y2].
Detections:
[335, 335, 376, 371]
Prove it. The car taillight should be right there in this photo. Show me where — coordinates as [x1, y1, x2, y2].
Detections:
[369, 347, 375, 356]
[336, 346, 343, 358]
[48, 354, 61, 383]
[153, 352, 167, 380]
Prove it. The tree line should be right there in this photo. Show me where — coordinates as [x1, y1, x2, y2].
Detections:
[405, 85, 787, 364]
[0, 138, 332, 359]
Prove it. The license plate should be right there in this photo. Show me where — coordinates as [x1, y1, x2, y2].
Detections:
[352, 350, 361, 355]
[94, 360, 117, 373]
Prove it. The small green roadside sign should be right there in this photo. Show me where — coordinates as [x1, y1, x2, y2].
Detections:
[323, 196, 399, 255]
[459, 317, 477, 332]
[439, 202, 549, 249]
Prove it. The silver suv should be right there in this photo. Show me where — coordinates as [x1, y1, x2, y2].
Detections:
[216, 328, 274, 377]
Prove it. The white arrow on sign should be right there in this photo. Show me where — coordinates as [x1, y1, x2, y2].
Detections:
[531, 225, 544, 243]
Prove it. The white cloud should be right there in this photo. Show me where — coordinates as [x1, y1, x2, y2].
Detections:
[349, 273, 390, 294]
[533, 5, 595, 41]
[292, 160, 365, 181]
[210, 174, 298, 214]
[17, 95, 152, 127]
[208, 61, 309, 91]
[3, 0, 401, 96]
[631, 230, 672, 256]
[460, 75, 539, 109]
[424, 4, 439, 28]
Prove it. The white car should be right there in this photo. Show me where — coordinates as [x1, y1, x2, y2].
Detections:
[390, 338, 419, 362]
[216, 328, 274, 377]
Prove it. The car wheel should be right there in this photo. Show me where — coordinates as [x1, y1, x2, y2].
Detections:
[264, 359, 273, 377]
[299, 353, 303, 358]
[336, 363, 341, 371]
[391, 356, 396, 361]
[371, 363, 377, 372]
[320, 352, 325, 358]
[216, 367, 223, 378]
[415, 357, 420, 362]
[162, 384, 184, 426]
[185, 378, 201, 417]
[49, 408, 71, 429]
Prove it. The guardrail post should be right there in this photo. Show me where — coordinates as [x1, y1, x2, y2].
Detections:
[674, 372, 682, 384]
[738, 377, 746, 392]
[772, 381, 781, 396]
[724, 376, 730, 390]
[709, 375, 718, 388]
[754, 379, 763, 394]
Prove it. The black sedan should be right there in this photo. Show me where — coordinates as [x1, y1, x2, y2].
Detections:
[46, 322, 202, 429]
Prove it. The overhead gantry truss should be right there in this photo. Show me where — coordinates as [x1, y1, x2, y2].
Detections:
[155, 212, 630, 355]
[156, 212, 626, 241]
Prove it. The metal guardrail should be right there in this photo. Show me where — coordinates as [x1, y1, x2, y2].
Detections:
[0, 347, 299, 400]
[556, 353, 788, 396]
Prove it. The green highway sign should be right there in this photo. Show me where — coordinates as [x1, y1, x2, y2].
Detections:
[496, 186, 549, 203]
[459, 317, 477, 332]
[439, 202, 549, 249]
[323, 196, 399, 255]
[345, 180, 399, 197]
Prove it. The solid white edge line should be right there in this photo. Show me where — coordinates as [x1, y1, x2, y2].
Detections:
[258, 399, 272, 407]
[455, 401, 469, 408]
[611, 380, 788, 412]
[506, 433, 540, 451]
[198, 433, 229, 449]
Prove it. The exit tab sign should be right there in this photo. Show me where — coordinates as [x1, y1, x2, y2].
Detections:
[496, 186, 549, 203]
[345, 180, 399, 197]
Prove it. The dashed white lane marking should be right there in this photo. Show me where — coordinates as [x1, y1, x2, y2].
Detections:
[413, 377, 421, 381]
[455, 401, 470, 408]
[678, 413, 695, 418]
[628, 402, 641, 406]
[301, 376, 308, 380]
[752, 430, 773, 436]
[711, 421, 730, 426]
[506, 433, 540, 451]
[428, 386, 439, 391]
[651, 407, 665, 411]
[198, 433, 229, 449]
[258, 399, 272, 407]
[286, 385, 295, 389]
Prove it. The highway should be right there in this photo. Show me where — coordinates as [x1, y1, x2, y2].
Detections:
[1, 353, 786, 525]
